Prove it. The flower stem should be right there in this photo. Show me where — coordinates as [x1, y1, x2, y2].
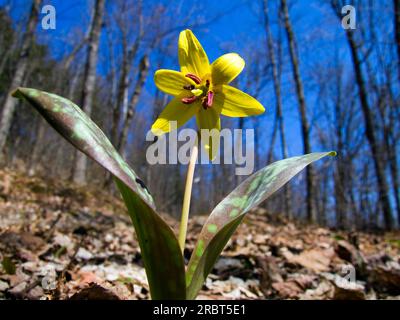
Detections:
[178, 137, 198, 252]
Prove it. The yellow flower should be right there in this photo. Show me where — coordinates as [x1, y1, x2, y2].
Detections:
[151, 29, 265, 158]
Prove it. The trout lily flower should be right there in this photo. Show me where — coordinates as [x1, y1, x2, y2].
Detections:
[151, 29, 265, 158]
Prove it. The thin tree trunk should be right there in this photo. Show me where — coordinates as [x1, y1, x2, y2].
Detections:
[55, 37, 89, 92]
[332, 62, 348, 229]
[263, 0, 292, 219]
[319, 173, 328, 226]
[281, 0, 315, 223]
[394, 0, 400, 81]
[28, 119, 47, 174]
[343, 29, 394, 229]
[334, 149, 348, 229]
[111, 41, 129, 146]
[110, 0, 143, 148]
[110, 40, 140, 146]
[72, 0, 105, 184]
[380, 102, 400, 226]
[0, 37, 19, 78]
[0, 7, 22, 79]
[117, 55, 150, 158]
[267, 113, 278, 164]
[0, 0, 41, 159]
[363, 32, 400, 227]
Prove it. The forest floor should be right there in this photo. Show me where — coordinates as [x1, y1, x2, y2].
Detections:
[0, 168, 399, 300]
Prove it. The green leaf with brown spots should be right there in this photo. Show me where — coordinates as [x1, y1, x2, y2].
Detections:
[115, 178, 185, 299]
[12, 87, 186, 300]
[185, 152, 336, 299]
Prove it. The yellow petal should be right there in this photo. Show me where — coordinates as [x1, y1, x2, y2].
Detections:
[215, 85, 265, 117]
[151, 96, 200, 135]
[196, 108, 221, 161]
[211, 53, 245, 85]
[154, 69, 196, 96]
[178, 29, 210, 78]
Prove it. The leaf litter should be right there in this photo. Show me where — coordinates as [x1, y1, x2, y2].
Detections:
[0, 168, 399, 300]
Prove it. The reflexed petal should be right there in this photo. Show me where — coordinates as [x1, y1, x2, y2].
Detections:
[178, 29, 210, 78]
[151, 97, 200, 135]
[211, 53, 245, 85]
[215, 85, 265, 117]
[154, 69, 196, 96]
[196, 108, 221, 161]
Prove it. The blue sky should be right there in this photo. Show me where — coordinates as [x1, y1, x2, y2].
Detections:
[1, 0, 396, 164]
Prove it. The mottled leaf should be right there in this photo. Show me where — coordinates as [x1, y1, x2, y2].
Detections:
[115, 179, 185, 299]
[12, 87, 186, 299]
[13, 88, 154, 208]
[186, 152, 336, 299]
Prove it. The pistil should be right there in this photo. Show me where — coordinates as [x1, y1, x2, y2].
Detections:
[191, 89, 203, 96]
[202, 91, 214, 109]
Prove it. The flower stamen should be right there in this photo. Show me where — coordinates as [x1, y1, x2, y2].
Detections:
[183, 84, 195, 90]
[181, 96, 197, 104]
[185, 73, 201, 84]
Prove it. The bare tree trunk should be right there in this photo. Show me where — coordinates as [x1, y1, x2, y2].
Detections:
[363, 27, 400, 227]
[111, 40, 140, 146]
[111, 41, 129, 146]
[331, 61, 348, 229]
[55, 36, 89, 92]
[380, 100, 400, 226]
[72, 0, 105, 184]
[118, 55, 150, 158]
[28, 119, 47, 174]
[318, 172, 328, 226]
[267, 113, 278, 163]
[281, 0, 315, 223]
[0, 6, 22, 80]
[344, 30, 394, 230]
[0, 0, 41, 159]
[263, 0, 292, 219]
[0, 34, 19, 78]
[110, 0, 143, 147]
[394, 0, 400, 80]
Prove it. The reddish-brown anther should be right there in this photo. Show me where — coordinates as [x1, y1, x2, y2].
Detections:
[181, 96, 198, 104]
[185, 73, 201, 84]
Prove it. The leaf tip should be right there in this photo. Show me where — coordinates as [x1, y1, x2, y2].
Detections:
[328, 151, 337, 157]
[11, 87, 37, 100]
[11, 88, 23, 99]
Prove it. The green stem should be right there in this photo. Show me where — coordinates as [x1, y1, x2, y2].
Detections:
[178, 137, 198, 252]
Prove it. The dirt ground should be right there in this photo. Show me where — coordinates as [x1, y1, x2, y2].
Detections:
[0, 168, 399, 300]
